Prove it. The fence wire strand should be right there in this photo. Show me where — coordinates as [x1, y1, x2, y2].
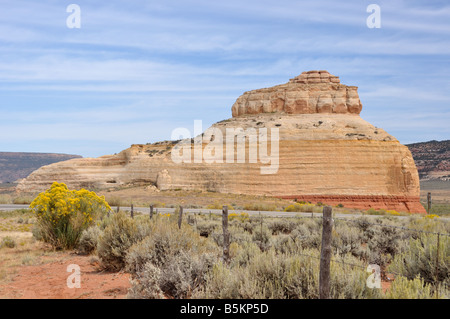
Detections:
[124, 206, 450, 290]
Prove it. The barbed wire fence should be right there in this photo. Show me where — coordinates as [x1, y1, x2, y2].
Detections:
[119, 203, 449, 298]
[224, 206, 449, 297]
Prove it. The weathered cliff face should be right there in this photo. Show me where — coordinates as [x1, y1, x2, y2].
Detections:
[16, 71, 425, 213]
[231, 70, 362, 117]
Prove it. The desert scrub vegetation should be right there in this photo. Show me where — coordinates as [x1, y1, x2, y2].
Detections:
[364, 208, 409, 216]
[199, 248, 382, 299]
[388, 233, 449, 289]
[12, 196, 35, 205]
[96, 212, 153, 271]
[420, 202, 450, 217]
[0, 236, 17, 249]
[242, 203, 279, 211]
[89, 211, 448, 298]
[0, 209, 35, 233]
[284, 203, 322, 213]
[30, 182, 111, 250]
[126, 217, 219, 298]
[22, 190, 450, 299]
[0, 194, 12, 204]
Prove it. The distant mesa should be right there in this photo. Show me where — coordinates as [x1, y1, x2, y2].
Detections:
[0, 152, 82, 184]
[406, 140, 450, 181]
[16, 71, 425, 213]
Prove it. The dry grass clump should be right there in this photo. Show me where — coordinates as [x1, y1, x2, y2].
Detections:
[126, 217, 219, 298]
[97, 212, 142, 271]
[0, 194, 12, 204]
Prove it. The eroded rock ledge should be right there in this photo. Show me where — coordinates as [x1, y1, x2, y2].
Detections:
[232, 70, 362, 117]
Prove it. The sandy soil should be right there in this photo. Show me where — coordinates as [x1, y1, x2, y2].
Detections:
[0, 253, 131, 299]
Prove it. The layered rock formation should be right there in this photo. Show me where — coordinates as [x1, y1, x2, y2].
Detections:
[17, 71, 425, 213]
[232, 70, 362, 116]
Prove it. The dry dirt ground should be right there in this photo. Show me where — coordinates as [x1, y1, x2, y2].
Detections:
[0, 210, 131, 299]
[0, 245, 131, 299]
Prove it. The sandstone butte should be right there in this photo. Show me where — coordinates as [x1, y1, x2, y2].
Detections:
[17, 70, 426, 213]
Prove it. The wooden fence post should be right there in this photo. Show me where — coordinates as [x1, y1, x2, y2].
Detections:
[150, 205, 153, 219]
[178, 206, 183, 229]
[130, 204, 134, 219]
[427, 192, 432, 214]
[319, 206, 333, 299]
[116, 205, 120, 214]
[259, 211, 263, 236]
[436, 233, 440, 299]
[222, 205, 230, 264]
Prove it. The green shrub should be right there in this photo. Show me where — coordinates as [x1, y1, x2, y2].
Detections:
[0, 236, 16, 249]
[267, 219, 297, 235]
[270, 234, 299, 255]
[388, 233, 449, 288]
[383, 276, 437, 299]
[290, 220, 322, 250]
[196, 220, 218, 237]
[97, 212, 141, 271]
[251, 225, 272, 251]
[77, 226, 102, 255]
[126, 218, 219, 299]
[127, 218, 217, 272]
[230, 241, 261, 267]
[406, 216, 450, 235]
[332, 222, 363, 257]
[211, 225, 253, 248]
[128, 250, 217, 299]
[127, 262, 165, 299]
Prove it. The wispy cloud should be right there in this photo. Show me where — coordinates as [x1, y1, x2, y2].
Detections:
[0, 0, 449, 157]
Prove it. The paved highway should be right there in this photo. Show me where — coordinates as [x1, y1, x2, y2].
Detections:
[2, 204, 448, 221]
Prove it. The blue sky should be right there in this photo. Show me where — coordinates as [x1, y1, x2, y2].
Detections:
[0, 0, 449, 157]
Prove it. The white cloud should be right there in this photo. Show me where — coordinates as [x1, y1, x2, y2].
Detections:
[0, 0, 449, 156]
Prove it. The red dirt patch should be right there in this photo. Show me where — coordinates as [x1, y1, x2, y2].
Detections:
[0, 254, 131, 299]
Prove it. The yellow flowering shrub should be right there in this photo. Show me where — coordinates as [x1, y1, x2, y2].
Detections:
[284, 203, 316, 213]
[424, 214, 440, 219]
[30, 182, 111, 249]
[228, 212, 250, 222]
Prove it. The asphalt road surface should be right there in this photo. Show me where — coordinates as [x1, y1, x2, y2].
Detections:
[2, 204, 448, 221]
